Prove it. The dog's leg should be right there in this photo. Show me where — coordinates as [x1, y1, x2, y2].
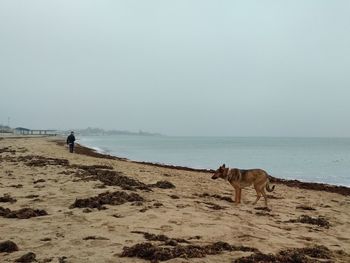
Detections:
[233, 186, 239, 204]
[252, 194, 261, 205]
[261, 188, 268, 207]
[252, 185, 261, 205]
[238, 188, 242, 203]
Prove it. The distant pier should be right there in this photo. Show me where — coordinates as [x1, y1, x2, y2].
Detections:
[14, 127, 57, 136]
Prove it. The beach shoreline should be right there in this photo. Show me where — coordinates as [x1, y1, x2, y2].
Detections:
[0, 136, 349, 262]
[71, 138, 350, 196]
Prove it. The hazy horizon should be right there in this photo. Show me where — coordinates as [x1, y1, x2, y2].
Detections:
[1, 1, 350, 137]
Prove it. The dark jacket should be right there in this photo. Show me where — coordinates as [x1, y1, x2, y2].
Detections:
[66, 134, 76, 145]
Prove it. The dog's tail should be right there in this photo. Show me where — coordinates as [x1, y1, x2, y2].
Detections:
[266, 179, 275, 192]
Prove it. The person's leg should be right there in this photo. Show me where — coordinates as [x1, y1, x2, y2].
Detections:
[69, 144, 74, 153]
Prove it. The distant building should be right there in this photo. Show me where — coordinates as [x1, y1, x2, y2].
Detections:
[14, 127, 31, 135]
[0, 125, 13, 133]
[14, 127, 57, 136]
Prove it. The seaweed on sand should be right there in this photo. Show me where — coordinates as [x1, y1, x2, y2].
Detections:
[74, 165, 176, 191]
[287, 215, 330, 228]
[0, 240, 19, 253]
[74, 166, 151, 191]
[71, 191, 144, 210]
[0, 147, 16, 154]
[17, 155, 69, 167]
[131, 231, 190, 245]
[296, 205, 316, 211]
[234, 245, 333, 263]
[150, 181, 175, 189]
[0, 207, 47, 219]
[195, 192, 234, 203]
[15, 252, 36, 262]
[0, 194, 17, 203]
[121, 241, 258, 262]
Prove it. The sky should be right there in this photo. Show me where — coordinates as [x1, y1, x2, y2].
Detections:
[1, 1, 349, 137]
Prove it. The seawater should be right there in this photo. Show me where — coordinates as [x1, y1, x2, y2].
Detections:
[79, 136, 350, 186]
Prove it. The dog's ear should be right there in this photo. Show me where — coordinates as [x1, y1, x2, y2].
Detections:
[222, 164, 226, 168]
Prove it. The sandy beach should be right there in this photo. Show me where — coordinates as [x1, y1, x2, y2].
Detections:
[1, 136, 349, 262]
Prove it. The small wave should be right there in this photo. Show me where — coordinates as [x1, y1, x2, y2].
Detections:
[81, 144, 110, 154]
[90, 146, 106, 154]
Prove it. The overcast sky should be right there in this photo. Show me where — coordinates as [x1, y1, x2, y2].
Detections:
[1, 1, 349, 136]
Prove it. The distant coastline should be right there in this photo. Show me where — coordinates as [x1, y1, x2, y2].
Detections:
[1, 126, 163, 137]
[64, 127, 162, 137]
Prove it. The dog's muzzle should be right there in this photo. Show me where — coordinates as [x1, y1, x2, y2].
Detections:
[211, 175, 219, 180]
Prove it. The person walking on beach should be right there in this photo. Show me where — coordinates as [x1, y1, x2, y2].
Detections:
[66, 131, 76, 153]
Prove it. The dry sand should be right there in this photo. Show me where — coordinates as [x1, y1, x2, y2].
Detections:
[0, 136, 349, 262]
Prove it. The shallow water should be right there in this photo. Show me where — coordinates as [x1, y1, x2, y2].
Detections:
[79, 136, 350, 186]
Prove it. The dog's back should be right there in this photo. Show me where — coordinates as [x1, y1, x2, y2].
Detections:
[229, 168, 268, 188]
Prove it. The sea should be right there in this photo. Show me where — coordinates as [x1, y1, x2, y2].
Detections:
[79, 136, 350, 187]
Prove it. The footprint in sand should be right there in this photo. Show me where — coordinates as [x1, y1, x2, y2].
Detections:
[160, 225, 173, 232]
[189, 223, 201, 228]
[107, 225, 116, 231]
[168, 220, 183, 225]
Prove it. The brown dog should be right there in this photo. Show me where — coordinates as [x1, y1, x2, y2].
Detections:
[212, 164, 275, 206]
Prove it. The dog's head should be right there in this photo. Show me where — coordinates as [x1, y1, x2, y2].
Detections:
[211, 164, 226, 180]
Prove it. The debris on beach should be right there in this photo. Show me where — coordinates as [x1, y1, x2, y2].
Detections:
[234, 245, 333, 263]
[33, 179, 46, 184]
[97, 171, 150, 191]
[0, 240, 19, 253]
[131, 231, 190, 244]
[139, 207, 148, 213]
[2, 154, 69, 167]
[18, 155, 69, 167]
[269, 176, 350, 196]
[296, 205, 316, 211]
[58, 256, 68, 263]
[254, 207, 272, 212]
[112, 213, 123, 218]
[287, 215, 330, 228]
[267, 194, 284, 199]
[153, 202, 163, 208]
[71, 164, 114, 170]
[71, 191, 144, 210]
[0, 207, 48, 219]
[195, 192, 234, 203]
[57, 170, 74, 175]
[74, 165, 151, 191]
[196, 201, 227, 210]
[204, 202, 226, 210]
[4, 170, 13, 176]
[150, 180, 176, 189]
[0, 193, 17, 203]
[24, 194, 40, 199]
[9, 184, 23, 188]
[255, 211, 275, 217]
[83, 236, 109, 240]
[121, 241, 259, 262]
[0, 147, 16, 154]
[17, 147, 28, 153]
[73, 165, 176, 191]
[15, 252, 36, 262]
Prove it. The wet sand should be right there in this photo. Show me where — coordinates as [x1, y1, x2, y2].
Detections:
[0, 136, 349, 262]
